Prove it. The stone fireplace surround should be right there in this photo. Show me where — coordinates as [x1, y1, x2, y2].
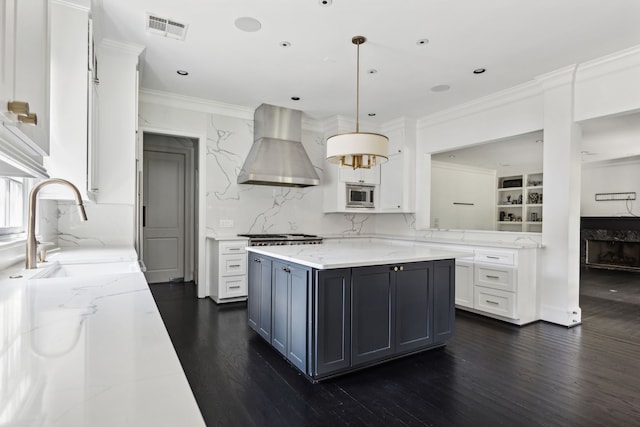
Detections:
[581, 217, 640, 271]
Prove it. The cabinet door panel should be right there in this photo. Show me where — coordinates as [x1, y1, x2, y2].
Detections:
[288, 265, 309, 372]
[247, 257, 260, 331]
[351, 265, 393, 366]
[258, 258, 272, 340]
[433, 260, 455, 344]
[455, 261, 474, 308]
[314, 269, 351, 376]
[395, 263, 433, 353]
[271, 261, 289, 356]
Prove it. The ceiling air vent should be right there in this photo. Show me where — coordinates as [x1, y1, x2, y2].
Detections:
[146, 14, 188, 40]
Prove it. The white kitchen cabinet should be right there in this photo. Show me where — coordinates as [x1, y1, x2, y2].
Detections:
[0, 0, 50, 156]
[208, 239, 249, 303]
[454, 259, 474, 309]
[339, 164, 380, 185]
[468, 248, 538, 325]
[41, 2, 96, 200]
[378, 123, 415, 212]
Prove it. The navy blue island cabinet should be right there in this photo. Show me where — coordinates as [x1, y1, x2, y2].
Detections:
[247, 256, 455, 382]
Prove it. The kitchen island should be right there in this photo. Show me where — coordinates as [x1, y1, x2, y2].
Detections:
[247, 240, 471, 381]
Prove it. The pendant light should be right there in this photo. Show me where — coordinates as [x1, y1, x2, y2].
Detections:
[326, 36, 388, 169]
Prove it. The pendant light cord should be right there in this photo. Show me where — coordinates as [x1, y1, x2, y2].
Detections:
[356, 40, 360, 133]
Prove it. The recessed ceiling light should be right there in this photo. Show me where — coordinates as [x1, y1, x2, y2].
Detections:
[368, 113, 376, 117]
[234, 17, 262, 32]
[431, 84, 450, 92]
[291, 96, 300, 101]
[473, 68, 486, 74]
[367, 69, 378, 74]
[280, 41, 291, 48]
[176, 70, 189, 76]
[416, 38, 429, 46]
[319, 0, 332, 6]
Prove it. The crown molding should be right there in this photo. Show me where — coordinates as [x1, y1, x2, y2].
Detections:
[576, 44, 640, 83]
[534, 65, 578, 90]
[139, 88, 254, 120]
[100, 38, 146, 57]
[417, 80, 542, 129]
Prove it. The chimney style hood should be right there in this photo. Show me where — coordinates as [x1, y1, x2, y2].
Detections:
[237, 104, 320, 187]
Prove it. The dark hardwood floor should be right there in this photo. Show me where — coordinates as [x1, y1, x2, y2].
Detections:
[150, 267, 640, 427]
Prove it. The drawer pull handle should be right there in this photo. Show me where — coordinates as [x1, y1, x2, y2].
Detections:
[486, 275, 500, 279]
[229, 285, 241, 289]
[282, 267, 290, 273]
[254, 258, 261, 263]
[485, 300, 499, 305]
[486, 256, 500, 259]
[229, 264, 241, 268]
[229, 248, 240, 251]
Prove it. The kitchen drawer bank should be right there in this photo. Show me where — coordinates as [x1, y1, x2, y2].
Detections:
[206, 237, 249, 303]
[246, 243, 467, 381]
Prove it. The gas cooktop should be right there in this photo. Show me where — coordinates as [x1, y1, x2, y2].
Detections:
[238, 233, 323, 246]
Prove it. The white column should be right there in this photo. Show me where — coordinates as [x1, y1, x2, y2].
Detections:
[536, 66, 582, 326]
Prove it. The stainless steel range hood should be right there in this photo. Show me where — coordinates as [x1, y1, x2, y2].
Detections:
[237, 104, 320, 187]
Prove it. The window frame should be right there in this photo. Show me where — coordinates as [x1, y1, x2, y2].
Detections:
[0, 176, 31, 237]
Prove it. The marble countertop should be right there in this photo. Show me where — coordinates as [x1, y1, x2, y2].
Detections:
[247, 240, 473, 269]
[0, 247, 205, 427]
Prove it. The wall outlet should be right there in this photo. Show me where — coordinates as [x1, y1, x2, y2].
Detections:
[219, 219, 234, 228]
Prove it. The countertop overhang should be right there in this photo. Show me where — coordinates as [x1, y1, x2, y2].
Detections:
[247, 240, 473, 269]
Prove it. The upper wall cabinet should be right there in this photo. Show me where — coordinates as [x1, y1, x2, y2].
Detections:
[0, 0, 50, 156]
[378, 122, 416, 212]
[41, 2, 96, 200]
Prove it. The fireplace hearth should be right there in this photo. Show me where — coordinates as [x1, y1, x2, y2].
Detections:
[581, 217, 640, 272]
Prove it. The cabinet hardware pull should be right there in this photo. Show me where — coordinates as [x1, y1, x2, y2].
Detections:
[453, 202, 474, 206]
[229, 285, 241, 289]
[7, 101, 29, 115]
[486, 300, 499, 305]
[229, 264, 240, 268]
[486, 256, 500, 259]
[486, 275, 500, 279]
[229, 248, 240, 251]
[393, 266, 398, 272]
[399, 266, 404, 271]
[282, 267, 290, 273]
[18, 113, 37, 125]
[254, 258, 261, 263]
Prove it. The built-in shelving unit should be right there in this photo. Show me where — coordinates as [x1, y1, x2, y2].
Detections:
[496, 173, 543, 232]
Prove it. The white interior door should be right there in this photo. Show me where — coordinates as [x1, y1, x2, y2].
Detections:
[143, 150, 185, 283]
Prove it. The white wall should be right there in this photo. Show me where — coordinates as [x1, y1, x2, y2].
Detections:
[581, 158, 640, 216]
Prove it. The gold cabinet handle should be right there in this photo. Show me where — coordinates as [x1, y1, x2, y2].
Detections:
[7, 101, 30, 115]
[18, 113, 37, 125]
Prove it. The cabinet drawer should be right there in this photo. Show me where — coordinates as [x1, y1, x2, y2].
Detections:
[220, 241, 247, 255]
[475, 265, 515, 292]
[220, 254, 247, 276]
[474, 286, 516, 319]
[474, 251, 514, 266]
[220, 276, 247, 298]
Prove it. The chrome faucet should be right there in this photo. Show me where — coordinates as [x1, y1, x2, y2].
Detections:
[26, 178, 88, 269]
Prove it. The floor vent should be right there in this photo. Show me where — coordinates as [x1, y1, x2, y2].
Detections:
[146, 14, 188, 40]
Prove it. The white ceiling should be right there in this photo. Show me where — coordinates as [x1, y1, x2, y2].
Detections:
[93, 0, 640, 124]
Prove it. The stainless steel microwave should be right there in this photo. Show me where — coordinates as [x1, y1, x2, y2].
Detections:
[346, 184, 375, 208]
